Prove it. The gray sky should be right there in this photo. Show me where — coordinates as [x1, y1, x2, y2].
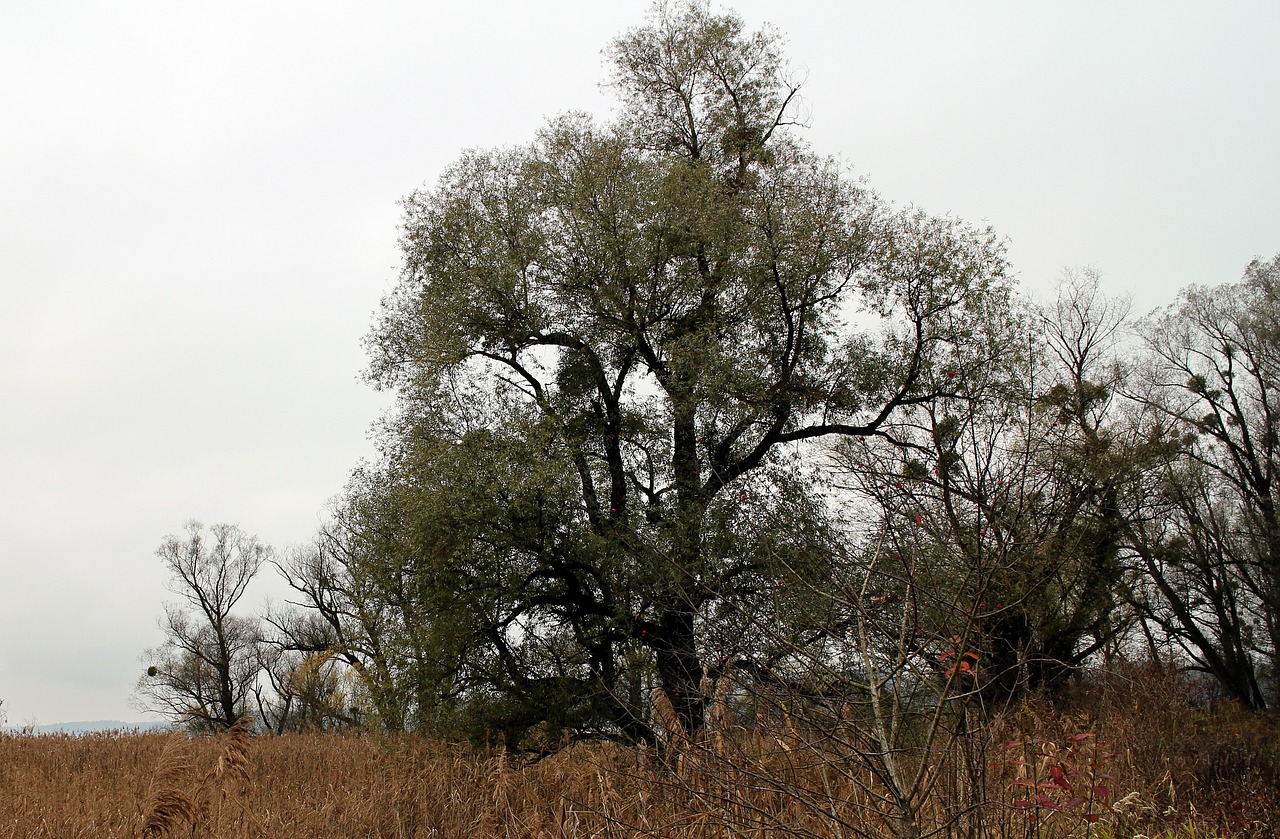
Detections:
[1, 1, 1277, 725]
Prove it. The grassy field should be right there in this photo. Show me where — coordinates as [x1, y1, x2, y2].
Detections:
[2, 670, 1277, 838]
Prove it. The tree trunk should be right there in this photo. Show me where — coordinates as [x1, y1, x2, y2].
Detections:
[652, 607, 705, 734]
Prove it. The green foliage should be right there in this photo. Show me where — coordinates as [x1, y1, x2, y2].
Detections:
[352, 0, 1016, 745]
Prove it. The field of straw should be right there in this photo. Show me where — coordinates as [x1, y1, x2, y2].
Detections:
[2, 668, 1277, 838]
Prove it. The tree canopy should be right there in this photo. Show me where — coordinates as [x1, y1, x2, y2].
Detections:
[358, 1, 1016, 739]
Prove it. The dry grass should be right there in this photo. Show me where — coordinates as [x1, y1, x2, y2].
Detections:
[0, 726, 648, 838]
[139, 733, 197, 837]
[1, 670, 1275, 838]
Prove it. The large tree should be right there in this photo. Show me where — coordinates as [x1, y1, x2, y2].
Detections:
[367, 2, 1014, 739]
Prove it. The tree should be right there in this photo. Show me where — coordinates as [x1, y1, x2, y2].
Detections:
[1128, 254, 1280, 708]
[252, 642, 362, 733]
[829, 271, 1145, 708]
[135, 521, 269, 731]
[365, 1, 1015, 741]
[268, 474, 473, 733]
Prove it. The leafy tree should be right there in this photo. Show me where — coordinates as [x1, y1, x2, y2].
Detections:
[135, 521, 268, 731]
[269, 469, 475, 733]
[364, 1, 1014, 740]
[1128, 254, 1280, 708]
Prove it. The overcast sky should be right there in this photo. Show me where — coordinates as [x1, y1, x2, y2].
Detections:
[2, 1, 1277, 725]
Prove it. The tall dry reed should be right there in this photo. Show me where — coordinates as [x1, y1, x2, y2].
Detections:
[1, 670, 1274, 839]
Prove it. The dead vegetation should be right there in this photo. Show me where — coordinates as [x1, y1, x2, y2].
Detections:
[1, 668, 1276, 838]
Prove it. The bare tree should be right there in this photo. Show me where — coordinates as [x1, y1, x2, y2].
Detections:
[135, 521, 269, 731]
[1128, 255, 1280, 708]
[252, 641, 360, 733]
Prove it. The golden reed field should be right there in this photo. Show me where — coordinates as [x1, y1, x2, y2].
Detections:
[2, 670, 1278, 838]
